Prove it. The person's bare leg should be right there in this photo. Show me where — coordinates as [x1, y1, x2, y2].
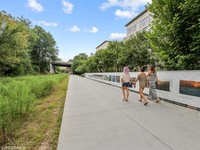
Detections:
[126, 87, 129, 101]
[138, 89, 143, 102]
[140, 94, 142, 101]
[139, 88, 148, 104]
[142, 94, 148, 103]
[122, 87, 126, 100]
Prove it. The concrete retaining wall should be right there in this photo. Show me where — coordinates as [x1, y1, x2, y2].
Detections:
[85, 71, 200, 109]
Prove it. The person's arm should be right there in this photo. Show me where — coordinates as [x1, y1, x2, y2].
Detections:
[147, 70, 151, 77]
[121, 75, 124, 85]
[155, 72, 161, 85]
[146, 70, 151, 88]
[155, 73, 158, 81]
[134, 75, 139, 88]
[129, 74, 131, 82]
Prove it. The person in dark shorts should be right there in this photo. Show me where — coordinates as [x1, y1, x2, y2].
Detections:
[121, 66, 131, 101]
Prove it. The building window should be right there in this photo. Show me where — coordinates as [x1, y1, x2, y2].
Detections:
[127, 24, 136, 36]
[140, 16, 151, 29]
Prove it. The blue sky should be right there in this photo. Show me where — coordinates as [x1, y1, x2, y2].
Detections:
[0, 0, 151, 61]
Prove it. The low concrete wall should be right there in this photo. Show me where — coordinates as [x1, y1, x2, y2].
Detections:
[85, 71, 200, 109]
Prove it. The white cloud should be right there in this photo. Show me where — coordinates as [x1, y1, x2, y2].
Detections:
[100, 0, 152, 18]
[70, 25, 80, 32]
[100, 0, 121, 10]
[85, 26, 98, 33]
[89, 26, 98, 33]
[109, 32, 126, 40]
[27, 0, 43, 12]
[62, 0, 73, 14]
[33, 21, 58, 27]
[115, 10, 133, 19]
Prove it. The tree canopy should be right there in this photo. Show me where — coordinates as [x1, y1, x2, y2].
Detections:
[0, 11, 59, 76]
[148, 0, 200, 70]
[71, 31, 151, 74]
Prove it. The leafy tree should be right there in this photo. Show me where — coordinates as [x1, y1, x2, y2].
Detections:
[94, 49, 105, 72]
[0, 11, 60, 76]
[0, 11, 32, 76]
[31, 26, 59, 74]
[106, 41, 124, 71]
[117, 44, 129, 71]
[94, 48, 115, 72]
[75, 59, 87, 74]
[84, 31, 150, 73]
[73, 53, 88, 61]
[148, 0, 200, 70]
[124, 31, 151, 70]
[73, 32, 150, 73]
[85, 56, 98, 73]
[72, 53, 88, 74]
[92, 41, 125, 72]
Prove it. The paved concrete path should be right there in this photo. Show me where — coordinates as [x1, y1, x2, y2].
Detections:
[57, 75, 200, 150]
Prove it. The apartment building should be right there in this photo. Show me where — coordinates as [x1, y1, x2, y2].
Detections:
[96, 9, 152, 51]
[96, 40, 110, 51]
[124, 9, 153, 40]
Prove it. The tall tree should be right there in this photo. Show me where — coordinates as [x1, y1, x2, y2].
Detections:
[107, 41, 124, 71]
[85, 56, 98, 73]
[31, 26, 59, 74]
[148, 0, 200, 70]
[0, 11, 32, 76]
[72, 53, 88, 74]
[94, 49, 105, 72]
[125, 31, 151, 70]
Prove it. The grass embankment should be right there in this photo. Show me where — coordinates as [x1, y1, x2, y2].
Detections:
[0, 74, 69, 149]
[15, 75, 69, 149]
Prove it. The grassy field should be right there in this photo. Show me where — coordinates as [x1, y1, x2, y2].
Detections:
[0, 74, 69, 149]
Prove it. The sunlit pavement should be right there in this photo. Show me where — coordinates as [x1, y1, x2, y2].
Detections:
[57, 75, 200, 150]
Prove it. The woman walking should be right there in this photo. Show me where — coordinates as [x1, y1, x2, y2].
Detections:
[134, 66, 149, 105]
[121, 66, 131, 101]
[147, 65, 160, 103]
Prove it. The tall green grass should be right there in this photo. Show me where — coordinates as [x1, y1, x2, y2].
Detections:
[0, 74, 68, 144]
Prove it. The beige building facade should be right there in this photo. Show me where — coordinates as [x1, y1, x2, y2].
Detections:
[96, 40, 110, 51]
[124, 9, 153, 40]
